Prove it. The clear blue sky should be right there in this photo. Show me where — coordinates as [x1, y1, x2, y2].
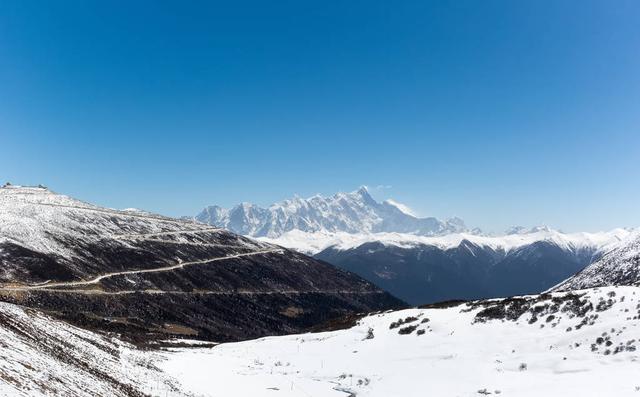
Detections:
[1, 1, 639, 233]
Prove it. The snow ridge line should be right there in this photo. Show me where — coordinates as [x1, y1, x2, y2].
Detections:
[1, 249, 284, 291]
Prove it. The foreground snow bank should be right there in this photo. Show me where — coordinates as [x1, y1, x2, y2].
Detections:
[163, 286, 640, 397]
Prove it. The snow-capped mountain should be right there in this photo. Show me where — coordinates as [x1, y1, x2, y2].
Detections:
[195, 185, 636, 305]
[195, 186, 467, 238]
[505, 225, 555, 235]
[0, 185, 403, 342]
[552, 230, 640, 291]
[261, 228, 633, 305]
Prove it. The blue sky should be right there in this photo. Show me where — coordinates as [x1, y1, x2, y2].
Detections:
[1, 1, 639, 233]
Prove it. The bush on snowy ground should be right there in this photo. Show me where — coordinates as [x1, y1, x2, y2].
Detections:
[398, 325, 418, 335]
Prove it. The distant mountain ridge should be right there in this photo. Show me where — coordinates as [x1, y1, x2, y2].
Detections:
[195, 187, 467, 238]
[258, 227, 630, 255]
[309, 228, 632, 304]
[254, 227, 633, 304]
[194, 186, 638, 305]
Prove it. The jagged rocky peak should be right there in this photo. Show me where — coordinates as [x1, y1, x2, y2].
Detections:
[195, 186, 467, 238]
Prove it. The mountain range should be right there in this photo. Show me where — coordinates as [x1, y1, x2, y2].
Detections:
[195, 186, 467, 238]
[196, 187, 635, 305]
[312, 228, 631, 304]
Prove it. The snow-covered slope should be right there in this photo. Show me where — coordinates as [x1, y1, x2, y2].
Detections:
[0, 184, 219, 261]
[0, 301, 184, 397]
[553, 231, 640, 291]
[161, 286, 640, 396]
[260, 227, 632, 255]
[195, 187, 467, 238]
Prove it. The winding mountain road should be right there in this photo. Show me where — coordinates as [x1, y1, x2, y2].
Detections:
[1, 249, 284, 291]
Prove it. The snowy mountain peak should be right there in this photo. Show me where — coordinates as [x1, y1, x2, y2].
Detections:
[195, 187, 467, 238]
[506, 225, 554, 235]
[355, 185, 369, 195]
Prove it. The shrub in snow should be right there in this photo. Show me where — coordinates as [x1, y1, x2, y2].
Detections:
[389, 316, 419, 329]
[398, 325, 418, 335]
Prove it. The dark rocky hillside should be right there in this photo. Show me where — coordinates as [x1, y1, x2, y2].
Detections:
[316, 239, 600, 305]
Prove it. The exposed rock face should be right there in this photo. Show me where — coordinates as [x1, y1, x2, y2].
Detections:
[0, 186, 404, 342]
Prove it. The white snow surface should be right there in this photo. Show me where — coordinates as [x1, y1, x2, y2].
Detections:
[259, 228, 635, 255]
[161, 286, 640, 397]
